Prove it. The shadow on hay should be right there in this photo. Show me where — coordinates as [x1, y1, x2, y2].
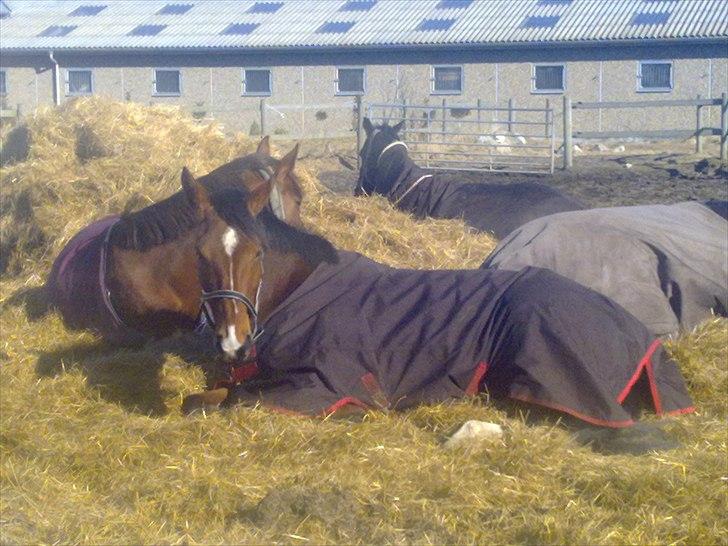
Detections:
[35, 333, 218, 417]
[2, 285, 53, 321]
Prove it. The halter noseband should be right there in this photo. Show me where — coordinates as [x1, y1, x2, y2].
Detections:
[199, 277, 264, 343]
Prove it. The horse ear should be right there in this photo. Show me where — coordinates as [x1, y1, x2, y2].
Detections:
[275, 143, 299, 179]
[363, 117, 374, 136]
[256, 135, 271, 156]
[247, 177, 271, 217]
[393, 120, 405, 134]
[181, 167, 211, 215]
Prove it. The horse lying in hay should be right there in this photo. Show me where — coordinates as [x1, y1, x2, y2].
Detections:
[45, 137, 302, 345]
[354, 118, 585, 239]
[180, 147, 694, 443]
[482, 200, 728, 336]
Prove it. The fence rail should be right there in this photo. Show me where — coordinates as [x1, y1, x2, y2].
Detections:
[364, 98, 556, 175]
[563, 93, 728, 168]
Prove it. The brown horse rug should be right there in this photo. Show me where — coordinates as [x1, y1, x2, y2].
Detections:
[482, 201, 728, 336]
[229, 251, 694, 427]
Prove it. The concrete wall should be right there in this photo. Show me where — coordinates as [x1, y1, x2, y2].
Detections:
[1, 43, 726, 138]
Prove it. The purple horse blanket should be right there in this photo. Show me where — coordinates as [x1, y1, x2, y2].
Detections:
[46, 215, 128, 341]
[230, 251, 694, 427]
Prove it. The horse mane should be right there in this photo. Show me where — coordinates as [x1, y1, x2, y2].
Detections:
[258, 210, 339, 268]
[109, 154, 276, 251]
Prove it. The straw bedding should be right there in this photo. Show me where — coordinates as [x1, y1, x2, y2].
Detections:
[0, 98, 725, 544]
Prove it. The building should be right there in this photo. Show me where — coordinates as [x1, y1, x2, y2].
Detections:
[1, 0, 727, 137]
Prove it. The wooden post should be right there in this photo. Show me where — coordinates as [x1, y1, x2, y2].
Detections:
[719, 92, 727, 164]
[563, 95, 573, 169]
[401, 98, 407, 128]
[441, 98, 447, 142]
[545, 98, 551, 138]
[477, 98, 482, 134]
[695, 95, 703, 154]
[259, 98, 266, 136]
[507, 98, 514, 133]
[355, 95, 363, 169]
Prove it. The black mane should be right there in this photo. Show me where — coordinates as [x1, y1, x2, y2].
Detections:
[258, 210, 339, 268]
[109, 153, 277, 251]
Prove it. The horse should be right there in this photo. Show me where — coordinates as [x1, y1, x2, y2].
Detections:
[354, 118, 585, 239]
[45, 137, 303, 345]
[482, 200, 728, 336]
[179, 148, 694, 445]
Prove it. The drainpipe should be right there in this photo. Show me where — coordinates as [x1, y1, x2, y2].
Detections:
[48, 50, 61, 106]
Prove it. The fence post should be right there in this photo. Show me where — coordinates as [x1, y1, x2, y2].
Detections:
[507, 98, 514, 133]
[721, 92, 727, 166]
[355, 95, 363, 169]
[544, 98, 550, 138]
[695, 95, 703, 154]
[259, 98, 266, 136]
[441, 98, 447, 142]
[477, 98, 482, 134]
[563, 95, 573, 169]
[401, 98, 407, 126]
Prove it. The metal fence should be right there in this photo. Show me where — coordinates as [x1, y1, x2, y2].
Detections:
[563, 93, 728, 168]
[364, 98, 556, 175]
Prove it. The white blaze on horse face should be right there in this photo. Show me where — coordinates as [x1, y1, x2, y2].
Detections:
[220, 324, 242, 360]
[222, 227, 238, 257]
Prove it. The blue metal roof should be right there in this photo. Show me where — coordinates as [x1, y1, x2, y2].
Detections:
[1, 0, 726, 52]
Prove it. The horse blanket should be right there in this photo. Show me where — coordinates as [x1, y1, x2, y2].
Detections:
[230, 251, 694, 427]
[482, 201, 728, 336]
[46, 215, 139, 343]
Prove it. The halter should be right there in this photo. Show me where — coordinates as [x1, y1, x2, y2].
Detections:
[200, 280, 264, 343]
[377, 140, 408, 165]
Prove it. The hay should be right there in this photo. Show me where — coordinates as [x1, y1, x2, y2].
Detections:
[0, 98, 725, 544]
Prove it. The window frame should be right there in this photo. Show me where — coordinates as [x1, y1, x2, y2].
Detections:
[65, 68, 94, 96]
[0, 70, 7, 96]
[431, 64, 463, 95]
[241, 67, 272, 96]
[531, 63, 566, 94]
[335, 66, 366, 96]
[153, 68, 182, 97]
[637, 60, 673, 93]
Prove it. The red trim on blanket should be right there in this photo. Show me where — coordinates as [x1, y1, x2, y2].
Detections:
[323, 397, 370, 415]
[616, 339, 662, 404]
[466, 361, 489, 396]
[645, 360, 663, 414]
[664, 406, 696, 416]
[213, 362, 260, 390]
[360, 372, 389, 408]
[510, 393, 636, 428]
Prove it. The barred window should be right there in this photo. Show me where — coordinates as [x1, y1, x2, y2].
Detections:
[154, 69, 181, 95]
[533, 64, 565, 92]
[639, 61, 672, 91]
[243, 69, 271, 95]
[336, 68, 365, 95]
[67, 69, 93, 95]
[432, 66, 462, 94]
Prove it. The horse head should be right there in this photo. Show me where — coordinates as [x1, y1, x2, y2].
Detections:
[355, 118, 406, 197]
[182, 164, 270, 363]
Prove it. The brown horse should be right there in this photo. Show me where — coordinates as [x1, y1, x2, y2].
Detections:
[46, 138, 303, 345]
[181, 149, 694, 449]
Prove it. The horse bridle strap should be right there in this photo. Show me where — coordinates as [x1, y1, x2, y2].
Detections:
[377, 140, 408, 165]
[200, 288, 264, 342]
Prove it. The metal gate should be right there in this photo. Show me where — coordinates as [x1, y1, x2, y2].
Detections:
[365, 100, 555, 174]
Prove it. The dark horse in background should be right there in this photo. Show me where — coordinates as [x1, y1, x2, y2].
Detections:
[355, 118, 585, 239]
[179, 149, 694, 454]
[45, 138, 303, 346]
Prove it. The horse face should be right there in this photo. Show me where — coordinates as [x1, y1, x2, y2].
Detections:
[182, 168, 268, 363]
[355, 119, 405, 196]
[256, 137, 304, 228]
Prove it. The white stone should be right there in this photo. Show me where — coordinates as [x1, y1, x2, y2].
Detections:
[515, 135, 527, 145]
[625, 163, 633, 169]
[443, 420, 503, 450]
[573, 144, 583, 154]
[613, 145, 626, 153]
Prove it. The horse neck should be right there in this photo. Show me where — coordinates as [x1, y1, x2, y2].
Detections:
[107, 234, 201, 324]
[258, 249, 314, 321]
[374, 147, 421, 196]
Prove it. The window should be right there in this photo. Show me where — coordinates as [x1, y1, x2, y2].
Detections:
[521, 15, 560, 28]
[0, 70, 7, 95]
[340, 1, 376, 12]
[417, 18, 455, 31]
[317, 21, 355, 33]
[243, 68, 271, 95]
[632, 11, 670, 25]
[157, 4, 194, 15]
[432, 65, 462, 94]
[66, 69, 93, 95]
[532, 64, 565, 93]
[336, 67, 365, 95]
[247, 2, 283, 13]
[638, 61, 672, 92]
[38, 25, 77, 37]
[69, 5, 106, 16]
[436, 0, 472, 9]
[221, 23, 259, 35]
[129, 24, 166, 36]
[154, 69, 181, 95]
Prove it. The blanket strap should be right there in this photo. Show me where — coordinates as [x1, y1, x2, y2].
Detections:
[393, 174, 433, 205]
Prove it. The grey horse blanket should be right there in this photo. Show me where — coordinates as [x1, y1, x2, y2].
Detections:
[482, 201, 728, 336]
[231, 251, 694, 426]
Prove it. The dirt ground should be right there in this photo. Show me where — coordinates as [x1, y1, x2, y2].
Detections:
[291, 137, 727, 208]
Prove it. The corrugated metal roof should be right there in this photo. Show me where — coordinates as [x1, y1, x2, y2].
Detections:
[1, 0, 726, 52]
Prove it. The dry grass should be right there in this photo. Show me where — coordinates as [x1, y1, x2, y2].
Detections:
[1, 98, 726, 545]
